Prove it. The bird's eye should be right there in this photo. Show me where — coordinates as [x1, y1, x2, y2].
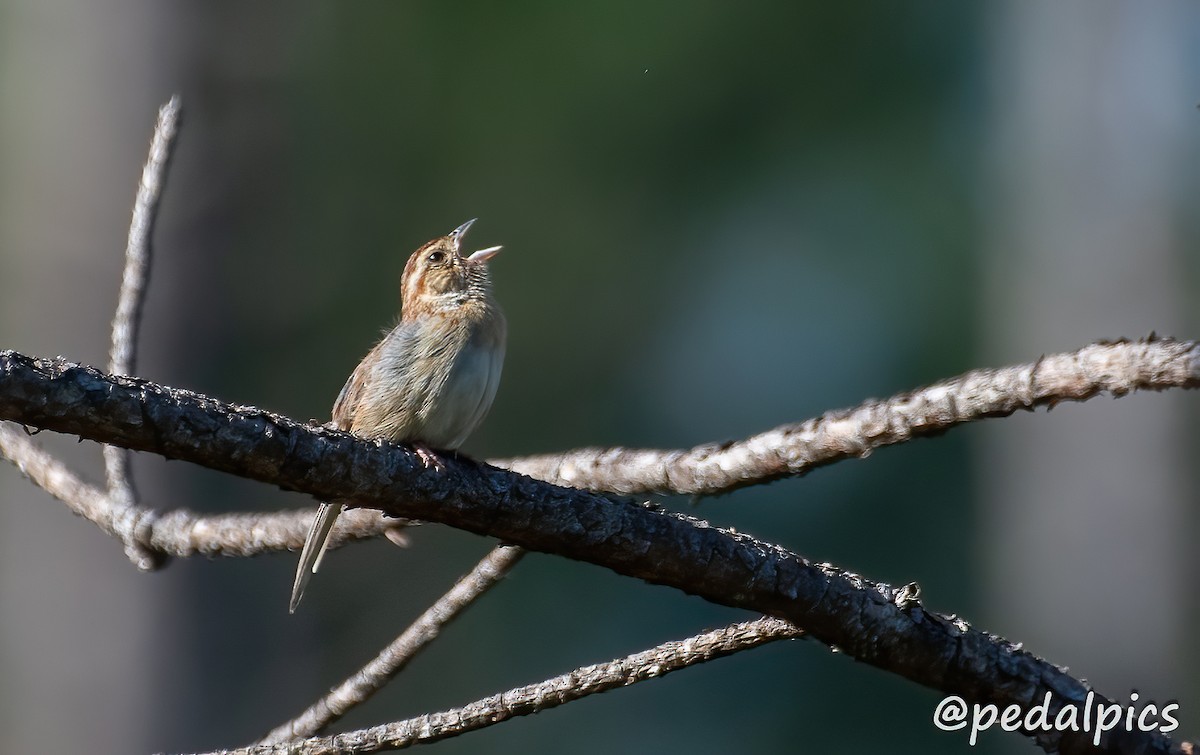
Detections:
[427, 250, 446, 264]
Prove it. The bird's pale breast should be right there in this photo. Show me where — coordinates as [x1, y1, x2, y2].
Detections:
[421, 323, 505, 448]
[351, 300, 505, 449]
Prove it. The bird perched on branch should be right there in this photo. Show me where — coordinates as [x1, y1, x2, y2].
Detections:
[289, 219, 506, 613]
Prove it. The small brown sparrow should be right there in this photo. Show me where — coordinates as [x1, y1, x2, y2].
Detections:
[289, 219, 506, 613]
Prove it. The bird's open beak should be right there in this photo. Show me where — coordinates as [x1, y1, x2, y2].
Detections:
[449, 218, 478, 252]
[467, 245, 502, 262]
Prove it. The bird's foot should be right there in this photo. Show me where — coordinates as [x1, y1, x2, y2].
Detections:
[412, 441, 446, 472]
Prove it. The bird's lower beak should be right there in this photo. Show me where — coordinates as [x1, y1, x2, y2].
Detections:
[467, 245, 502, 262]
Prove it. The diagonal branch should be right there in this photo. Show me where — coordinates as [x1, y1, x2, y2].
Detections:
[5, 336, 1195, 565]
[0, 343, 1193, 753]
[495, 335, 1195, 496]
[258, 545, 525, 744]
[216, 617, 804, 755]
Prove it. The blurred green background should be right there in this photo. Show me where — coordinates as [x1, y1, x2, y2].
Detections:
[1, 2, 1198, 753]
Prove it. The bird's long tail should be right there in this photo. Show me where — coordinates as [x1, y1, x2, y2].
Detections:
[289, 502, 343, 613]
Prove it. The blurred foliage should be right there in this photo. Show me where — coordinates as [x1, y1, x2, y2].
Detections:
[158, 2, 988, 753]
[1, 1, 1012, 753]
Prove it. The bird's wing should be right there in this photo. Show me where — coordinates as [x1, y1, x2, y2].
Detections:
[332, 342, 380, 431]
[353, 319, 464, 440]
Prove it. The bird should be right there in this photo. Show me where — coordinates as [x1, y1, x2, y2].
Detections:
[289, 218, 506, 613]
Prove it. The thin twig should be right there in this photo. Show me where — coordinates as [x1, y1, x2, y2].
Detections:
[205, 617, 804, 755]
[0, 423, 410, 557]
[103, 95, 182, 569]
[259, 545, 526, 744]
[494, 334, 1200, 496]
[108, 94, 180, 379]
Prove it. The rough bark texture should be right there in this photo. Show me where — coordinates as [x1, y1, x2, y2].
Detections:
[1, 345, 1193, 754]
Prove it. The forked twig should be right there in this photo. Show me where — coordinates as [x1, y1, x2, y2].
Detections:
[0, 422, 410, 557]
[207, 617, 803, 755]
[103, 95, 182, 569]
[260, 545, 526, 744]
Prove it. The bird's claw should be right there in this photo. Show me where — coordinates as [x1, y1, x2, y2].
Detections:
[412, 442, 446, 472]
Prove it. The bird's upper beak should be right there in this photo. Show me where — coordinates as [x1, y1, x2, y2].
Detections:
[448, 218, 478, 253]
[450, 218, 502, 262]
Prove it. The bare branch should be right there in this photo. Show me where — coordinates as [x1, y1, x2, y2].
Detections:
[109, 94, 180, 380]
[103, 95, 182, 569]
[496, 336, 1196, 496]
[0, 423, 110, 512]
[146, 506, 412, 559]
[259, 545, 525, 744]
[0, 423, 409, 558]
[210, 617, 804, 755]
[0, 343, 1191, 753]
